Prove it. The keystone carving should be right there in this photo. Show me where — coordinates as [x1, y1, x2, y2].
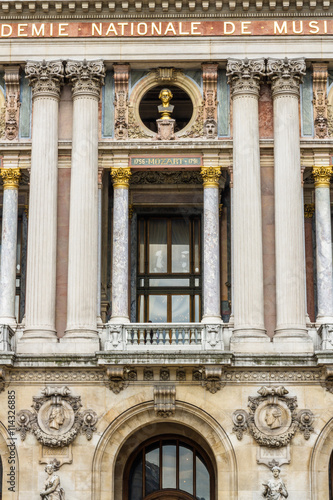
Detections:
[4, 66, 20, 141]
[232, 386, 314, 447]
[66, 59, 105, 98]
[26, 60, 64, 98]
[154, 386, 176, 417]
[16, 386, 97, 447]
[114, 64, 130, 140]
[267, 57, 306, 97]
[313, 63, 328, 139]
[106, 366, 137, 394]
[227, 57, 265, 97]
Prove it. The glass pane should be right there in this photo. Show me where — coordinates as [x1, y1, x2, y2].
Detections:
[162, 442, 177, 489]
[139, 220, 145, 274]
[149, 295, 167, 322]
[16, 219, 22, 274]
[196, 454, 210, 500]
[145, 444, 160, 495]
[149, 219, 167, 273]
[138, 295, 144, 323]
[195, 278, 200, 287]
[172, 295, 190, 323]
[172, 220, 190, 273]
[179, 444, 193, 494]
[149, 279, 190, 287]
[129, 454, 143, 500]
[15, 295, 20, 323]
[194, 295, 200, 322]
[194, 219, 200, 273]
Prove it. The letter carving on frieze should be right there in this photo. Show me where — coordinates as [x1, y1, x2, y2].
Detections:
[226, 57, 265, 97]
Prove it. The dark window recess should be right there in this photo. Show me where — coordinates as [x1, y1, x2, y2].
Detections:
[139, 85, 193, 133]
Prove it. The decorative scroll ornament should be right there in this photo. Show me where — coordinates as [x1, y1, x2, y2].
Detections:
[106, 366, 137, 394]
[114, 64, 129, 140]
[200, 166, 221, 188]
[128, 106, 151, 139]
[312, 165, 332, 188]
[226, 57, 265, 97]
[66, 59, 105, 98]
[16, 386, 97, 447]
[4, 66, 20, 140]
[267, 57, 306, 97]
[130, 170, 202, 185]
[232, 386, 314, 447]
[313, 63, 328, 139]
[1, 168, 21, 189]
[111, 167, 132, 189]
[304, 203, 315, 218]
[154, 386, 176, 417]
[202, 63, 218, 123]
[25, 60, 64, 99]
[180, 104, 204, 138]
[193, 366, 224, 394]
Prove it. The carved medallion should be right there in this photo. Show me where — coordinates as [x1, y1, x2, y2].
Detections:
[233, 386, 314, 447]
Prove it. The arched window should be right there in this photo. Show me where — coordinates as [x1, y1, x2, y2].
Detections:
[124, 436, 214, 500]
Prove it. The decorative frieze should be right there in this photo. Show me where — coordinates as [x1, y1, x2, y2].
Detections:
[200, 166, 221, 188]
[267, 57, 306, 97]
[66, 59, 105, 98]
[227, 57, 265, 97]
[154, 386, 176, 417]
[130, 170, 202, 185]
[0, 167, 21, 189]
[114, 63, 129, 140]
[312, 63, 328, 139]
[25, 60, 64, 99]
[111, 167, 132, 189]
[312, 165, 332, 188]
[3, 66, 20, 141]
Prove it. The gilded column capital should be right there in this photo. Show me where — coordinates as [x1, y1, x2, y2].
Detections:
[25, 60, 64, 99]
[200, 166, 221, 188]
[304, 203, 315, 218]
[226, 58, 265, 98]
[111, 167, 132, 189]
[66, 60, 105, 99]
[312, 165, 333, 188]
[1, 167, 21, 189]
[267, 57, 306, 98]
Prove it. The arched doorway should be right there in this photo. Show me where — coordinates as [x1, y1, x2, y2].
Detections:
[124, 435, 214, 500]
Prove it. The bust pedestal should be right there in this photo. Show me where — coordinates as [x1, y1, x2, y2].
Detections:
[156, 118, 175, 140]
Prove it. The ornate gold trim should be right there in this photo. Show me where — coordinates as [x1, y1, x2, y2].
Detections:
[111, 167, 132, 189]
[1, 167, 21, 189]
[304, 203, 315, 218]
[201, 166, 221, 188]
[312, 165, 333, 188]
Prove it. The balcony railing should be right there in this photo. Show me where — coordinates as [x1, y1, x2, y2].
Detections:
[103, 322, 224, 351]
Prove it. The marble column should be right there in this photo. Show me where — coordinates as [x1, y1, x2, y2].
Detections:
[267, 58, 310, 345]
[97, 168, 103, 326]
[0, 165, 20, 325]
[227, 58, 267, 345]
[200, 167, 222, 323]
[21, 61, 64, 346]
[109, 167, 131, 323]
[312, 166, 333, 323]
[63, 60, 105, 348]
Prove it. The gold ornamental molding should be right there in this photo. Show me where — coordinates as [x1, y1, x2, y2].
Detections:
[111, 167, 132, 189]
[312, 165, 333, 188]
[1, 167, 21, 189]
[304, 203, 315, 218]
[201, 166, 221, 188]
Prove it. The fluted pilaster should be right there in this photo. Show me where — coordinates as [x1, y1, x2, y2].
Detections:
[227, 58, 267, 348]
[0, 163, 20, 327]
[63, 60, 105, 348]
[267, 58, 310, 348]
[20, 61, 63, 348]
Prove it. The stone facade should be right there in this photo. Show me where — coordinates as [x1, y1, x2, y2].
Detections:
[0, 4, 333, 500]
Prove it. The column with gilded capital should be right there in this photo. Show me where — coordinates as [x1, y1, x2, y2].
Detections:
[0, 164, 20, 326]
[20, 61, 64, 347]
[227, 58, 267, 346]
[109, 167, 131, 323]
[312, 166, 333, 323]
[267, 58, 311, 346]
[200, 166, 222, 323]
[63, 60, 105, 347]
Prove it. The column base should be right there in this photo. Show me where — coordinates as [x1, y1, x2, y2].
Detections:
[316, 315, 333, 325]
[61, 328, 100, 353]
[109, 315, 130, 324]
[230, 327, 270, 353]
[273, 327, 313, 353]
[0, 316, 17, 327]
[201, 315, 222, 324]
[17, 327, 58, 354]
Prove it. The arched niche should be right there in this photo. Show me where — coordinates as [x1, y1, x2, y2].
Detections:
[92, 401, 237, 500]
[310, 417, 333, 499]
[0, 421, 19, 500]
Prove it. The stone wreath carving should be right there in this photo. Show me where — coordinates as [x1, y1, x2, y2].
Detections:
[232, 386, 314, 447]
[16, 386, 97, 447]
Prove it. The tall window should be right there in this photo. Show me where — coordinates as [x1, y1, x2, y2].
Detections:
[137, 216, 201, 323]
[125, 436, 214, 500]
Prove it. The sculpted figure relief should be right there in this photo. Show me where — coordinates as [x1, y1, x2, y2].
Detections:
[158, 88, 174, 119]
[203, 118, 217, 139]
[262, 466, 288, 499]
[265, 406, 282, 430]
[48, 405, 66, 431]
[40, 460, 65, 500]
